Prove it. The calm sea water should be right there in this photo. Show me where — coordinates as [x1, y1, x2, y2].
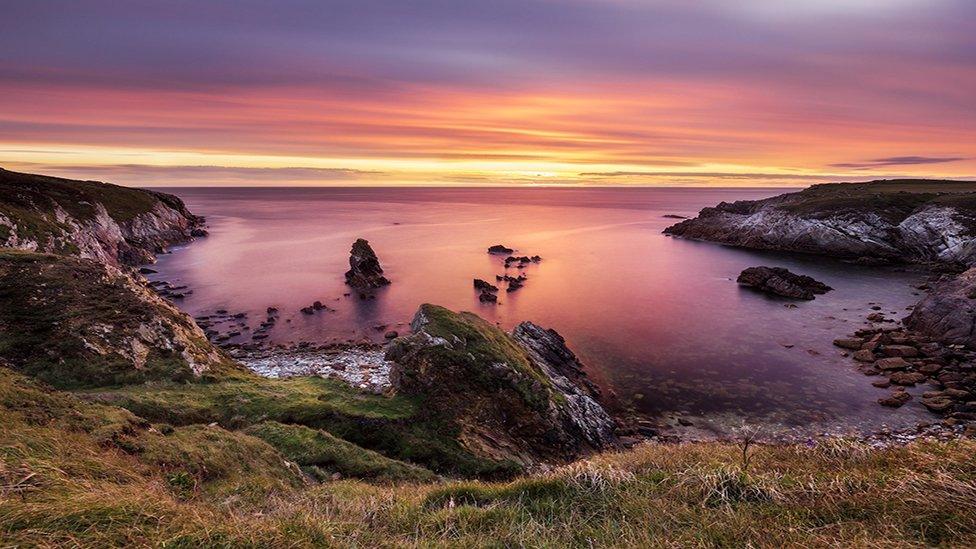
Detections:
[150, 187, 933, 436]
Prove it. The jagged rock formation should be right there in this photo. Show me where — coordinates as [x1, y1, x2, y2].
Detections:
[0, 168, 205, 266]
[386, 304, 616, 468]
[907, 268, 976, 349]
[664, 180, 976, 267]
[344, 238, 390, 291]
[737, 266, 833, 300]
[0, 250, 241, 388]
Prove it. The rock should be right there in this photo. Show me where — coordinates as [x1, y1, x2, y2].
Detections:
[384, 330, 398, 339]
[344, 239, 391, 291]
[190, 228, 209, 237]
[871, 379, 891, 388]
[138, 267, 158, 274]
[737, 266, 833, 300]
[834, 338, 864, 350]
[386, 304, 617, 468]
[853, 349, 876, 362]
[487, 244, 514, 254]
[506, 277, 525, 292]
[867, 312, 887, 322]
[875, 357, 910, 371]
[662, 179, 976, 267]
[889, 371, 926, 386]
[474, 279, 499, 292]
[662, 214, 687, 219]
[878, 390, 912, 408]
[881, 345, 919, 358]
[907, 268, 976, 349]
[478, 290, 498, 303]
[300, 306, 315, 315]
[921, 397, 955, 413]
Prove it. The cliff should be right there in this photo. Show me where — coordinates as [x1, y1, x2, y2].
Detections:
[0, 167, 204, 266]
[664, 179, 976, 267]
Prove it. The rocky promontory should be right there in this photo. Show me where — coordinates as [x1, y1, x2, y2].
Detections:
[0, 168, 205, 266]
[386, 304, 617, 467]
[664, 179, 976, 267]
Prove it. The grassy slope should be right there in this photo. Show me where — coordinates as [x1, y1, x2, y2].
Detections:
[4, 367, 975, 547]
[0, 250, 241, 388]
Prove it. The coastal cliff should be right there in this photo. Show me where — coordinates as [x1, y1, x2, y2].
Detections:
[664, 179, 976, 267]
[0, 168, 204, 266]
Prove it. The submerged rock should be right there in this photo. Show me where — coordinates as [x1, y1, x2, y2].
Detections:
[344, 239, 391, 291]
[737, 266, 833, 300]
[386, 304, 616, 468]
[487, 244, 514, 254]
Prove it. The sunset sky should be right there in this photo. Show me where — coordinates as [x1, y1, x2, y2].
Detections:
[2, 0, 974, 187]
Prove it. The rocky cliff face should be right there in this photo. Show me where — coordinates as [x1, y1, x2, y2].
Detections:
[906, 268, 976, 349]
[0, 168, 204, 266]
[386, 304, 616, 468]
[664, 180, 976, 267]
[0, 250, 241, 388]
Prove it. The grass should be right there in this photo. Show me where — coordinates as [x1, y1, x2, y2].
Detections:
[78, 376, 520, 479]
[243, 421, 437, 483]
[5, 368, 976, 548]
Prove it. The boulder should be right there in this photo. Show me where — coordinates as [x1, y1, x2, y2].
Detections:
[344, 239, 391, 291]
[386, 305, 616, 468]
[875, 357, 910, 371]
[833, 338, 864, 350]
[906, 267, 976, 349]
[737, 266, 833, 300]
[881, 345, 919, 358]
[878, 390, 912, 408]
[889, 371, 926, 386]
[474, 279, 499, 292]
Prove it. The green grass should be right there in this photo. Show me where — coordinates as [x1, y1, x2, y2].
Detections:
[77, 376, 519, 479]
[244, 421, 437, 483]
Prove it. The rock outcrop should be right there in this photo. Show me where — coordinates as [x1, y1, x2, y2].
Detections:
[906, 268, 976, 349]
[0, 168, 205, 266]
[736, 266, 833, 300]
[0, 250, 241, 388]
[386, 304, 616, 468]
[344, 239, 390, 292]
[664, 180, 976, 267]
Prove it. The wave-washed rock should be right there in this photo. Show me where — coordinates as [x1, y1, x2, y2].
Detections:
[0, 167, 205, 266]
[737, 266, 833, 300]
[386, 304, 617, 467]
[664, 179, 976, 267]
[344, 238, 391, 292]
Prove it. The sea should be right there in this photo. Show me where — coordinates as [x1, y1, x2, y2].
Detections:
[148, 187, 933, 437]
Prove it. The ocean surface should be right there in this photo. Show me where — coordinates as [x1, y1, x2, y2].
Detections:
[149, 187, 933, 437]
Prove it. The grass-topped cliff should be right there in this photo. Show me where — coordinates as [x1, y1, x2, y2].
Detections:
[665, 178, 976, 266]
[0, 168, 202, 265]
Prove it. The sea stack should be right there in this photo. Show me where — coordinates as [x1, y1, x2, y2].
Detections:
[344, 238, 391, 292]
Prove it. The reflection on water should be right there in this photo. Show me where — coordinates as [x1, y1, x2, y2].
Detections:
[150, 187, 933, 436]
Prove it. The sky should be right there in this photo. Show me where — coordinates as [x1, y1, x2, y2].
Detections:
[1, 0, 974, 187]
